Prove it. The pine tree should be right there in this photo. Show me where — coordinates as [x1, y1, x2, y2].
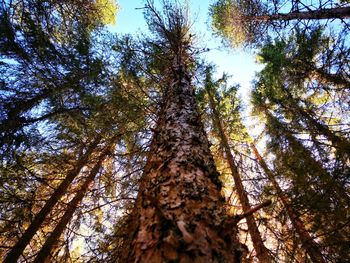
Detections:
[121, 2, 243, 262]
[210, 0, 350, 46]
[203, 67, 272, 262]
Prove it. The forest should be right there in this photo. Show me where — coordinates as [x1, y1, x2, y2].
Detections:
[0, 0, 349, 262]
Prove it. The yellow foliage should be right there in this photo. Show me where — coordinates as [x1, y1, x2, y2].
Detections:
[94, 0, 119, 25]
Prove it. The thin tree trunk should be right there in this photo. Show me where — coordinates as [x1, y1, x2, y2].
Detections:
[123, 61, 241, 262]
[281, 88, 350, 157]
[205, 80, 272, 262]
[33, 142, 114, 263]
[312, 67, 350, 90]
[251, 144, 326, 263]
[268, 112, 350, 202]
[3, 138, 101, 263]
[245, 7, 350, 22]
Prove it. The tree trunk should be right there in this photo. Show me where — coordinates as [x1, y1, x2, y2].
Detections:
[252, 145, 322, 258]
[3, 138, 101, 263]
[246, 7, 350, 22]
[267, 112, 350, 203]
[33, 142, 113, 263]
[122, 62, 241, 262]
[251, 144, 326, 263]
[205, 80, 272, 263]
[282, 86, 350, 157]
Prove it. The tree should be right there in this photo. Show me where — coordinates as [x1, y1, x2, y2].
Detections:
[119, 2, 244, 262]
[32, 140, 116, 263]
[250, 143, 327, 263]
[210, 0, 350, 46]
[254, 29, 350, 160]
[251, 91, 350, 260]
[2, 136, 101, 263]
[203, 67, 272, 262]
[0, 0, 118, 154]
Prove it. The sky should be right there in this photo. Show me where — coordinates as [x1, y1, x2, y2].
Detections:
[112, 0, 264, 98]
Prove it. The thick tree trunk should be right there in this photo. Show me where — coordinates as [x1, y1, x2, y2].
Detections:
[123, 62, 241, 262]
[251, 144, 326, 263]
[205, 84, 272, 263]
[247, 7, 350, 21]
[33, 142, 113, 263]
[3, 138, 101, 263]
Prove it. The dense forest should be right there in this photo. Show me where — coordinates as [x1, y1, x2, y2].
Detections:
[0, 0, 349, 262]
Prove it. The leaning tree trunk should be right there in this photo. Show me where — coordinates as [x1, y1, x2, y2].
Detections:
[3, 137, 101, 263]
[33, 142, 114, 263]
[205, 83, 272, 263]
[268, 111, 350, 203]
[245, 6, 350, 22]
[281, 88, 350, 157]
[251, 144, 326, 263]
[122, 61, 242, 262]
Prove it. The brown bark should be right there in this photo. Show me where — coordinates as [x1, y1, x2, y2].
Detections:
[312, 68, 350, 90]
[251, 144, 326, 263]
[122, 61, 241, 262]
[245, 7, 350, 22]
[3, 138, 101, 263]
[205, 83, 272, 263]
[33, 142, 113, 263]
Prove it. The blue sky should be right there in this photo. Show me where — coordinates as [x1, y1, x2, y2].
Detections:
[112, 0, 263, 98]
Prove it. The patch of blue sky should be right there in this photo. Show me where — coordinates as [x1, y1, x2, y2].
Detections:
[108, 0, 264, 136]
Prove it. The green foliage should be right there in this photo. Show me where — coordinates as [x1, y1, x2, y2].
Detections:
[251, 28, 350, 261]
[210, 0, 267, 47]
[210, 0, 350, 47]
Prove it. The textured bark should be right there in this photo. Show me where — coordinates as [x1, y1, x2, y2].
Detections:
[33, 143, 113, 263]
[251, 144, 326, 263]
[205, 85, 272, 263]
[3, 138, 101, 263]
[243, 7, 350, 22]
[123, 63, 241, 262]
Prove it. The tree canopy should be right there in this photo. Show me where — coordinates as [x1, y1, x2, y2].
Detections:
[0, 0, 349, 262]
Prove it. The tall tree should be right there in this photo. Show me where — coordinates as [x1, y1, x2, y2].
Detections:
[121, 2, 243, 262]
[250, 143, 327, 263]
[250, 87, 350, 261]
[254, 30, 350, 159]
[0, 0, 118, 154]
[210, 0, 350, 46]
[2, 136, 101, 262]
[203, 67, 272, 262]
[32, 139, 116, 263]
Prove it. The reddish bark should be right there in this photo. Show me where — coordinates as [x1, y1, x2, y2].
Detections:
[33, 143, 114, 263]
[122, 62, 242, 262]
[205, 82, 272, 263]
[3, 138, 101, 263]
[251, 144, 326, 263]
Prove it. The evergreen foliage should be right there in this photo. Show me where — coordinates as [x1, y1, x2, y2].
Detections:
[0, 0, 349, 262]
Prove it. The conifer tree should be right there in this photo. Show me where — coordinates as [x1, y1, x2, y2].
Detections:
[203, 67, 272, 262]
[210, 0, 350, 46]
[120, 2, 243, 262]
